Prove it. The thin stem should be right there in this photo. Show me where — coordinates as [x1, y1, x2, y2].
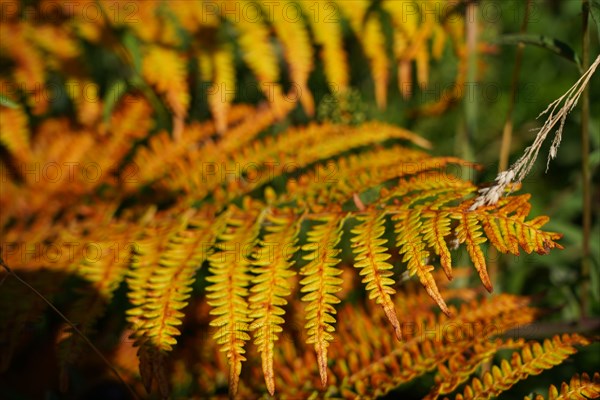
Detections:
[459, 0, 478, 162]
[0, 256, 140, 400]
[580, 0, 591, 319]
[499, 0, 532, 172]
[490, 0, 533, 291]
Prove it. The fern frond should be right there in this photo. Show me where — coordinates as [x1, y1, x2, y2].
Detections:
[127, 209, 221, 395]
[351, 209, 402, 340]
[424, 339, 527, 400]
[341, 295, 540, 399]
[260, 0, 315, 115]
[66, 78, 102, 127]
[298, 0, 348, 92]
[421, 210, 453, 279]
[1, 22, 47, 114]
[524, 372, 600, 400]
[223, 1, 286, 116]
[207, 44, 236, 133]
[249, 209, 301, 395]
[206, 201, 263, 395]
[454, 334, 592, 400]
[0, 105, 30, 161]
[266, 287, 539, 399]
[337, 0, 389, 108]
[300, 213, 347, 387]
[169, 121, 430, 202]
[142, 44, 189, 123]
[395, 209, 450, 315]
[129, 104, 250, 188]
[455, 212, 492, 291]
[108, 94, 154, 140]
[377, 172, 562, 311]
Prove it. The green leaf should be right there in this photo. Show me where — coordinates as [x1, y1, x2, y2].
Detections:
[103, 80, 128, 123]
[499, 34, 582, 72]
[0, 94, 19, 109]
[591, 0, 600, 42]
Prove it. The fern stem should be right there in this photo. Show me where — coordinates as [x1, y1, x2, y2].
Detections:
[580, 0, 591, 319]
[0, 256, 140, 400]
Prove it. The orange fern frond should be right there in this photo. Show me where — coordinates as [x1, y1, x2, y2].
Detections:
[167, 121, 430, 202]
[395, 209, 451, 315]
[66, 78, 102, 127]
[0, 22, 47, 114]
[377, 172, 562, 313]
[107, 94, 154, 140]
[0, 105, 31, 161]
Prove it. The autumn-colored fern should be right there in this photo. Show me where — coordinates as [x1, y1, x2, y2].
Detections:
[0, 2, 596, 399]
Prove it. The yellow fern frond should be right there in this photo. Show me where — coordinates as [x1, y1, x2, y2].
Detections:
[336, 0, 389, 108]
[206, 201, 263, 395]
[142, 44, 189, 126]
[350, 209, 402, 340]
[454, 334, 592, 400]
[223, 1, 285, 116]
[260, 0, 315, 115]
[127, 209, 221, 395]
[300, 213, 346, 386]
[421, 210, 453, 279]
[298, 0, 349, 92]
[207, 44, 236, 133]
[524, 372, 600, 400]
[249, 209, 301, 395]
